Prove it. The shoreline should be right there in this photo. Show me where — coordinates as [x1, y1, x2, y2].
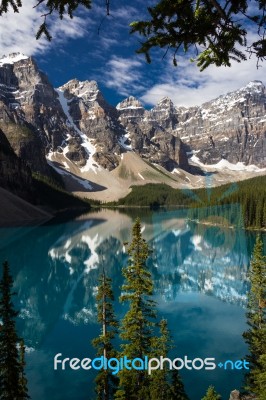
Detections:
[99, 205, 266, 232]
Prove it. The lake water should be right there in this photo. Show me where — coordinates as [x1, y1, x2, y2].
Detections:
[0, 208, 264, 400]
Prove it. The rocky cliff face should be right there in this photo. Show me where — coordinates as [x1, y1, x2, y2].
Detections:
[116, 96, 189, 170]
[56, 83, 189, 171]
[0, 53, 83, 173]
[0, 127, 33, 200]
[58, 79, 122, 170]
[115, 82, 266, 170]
[175, 81, 266, 167]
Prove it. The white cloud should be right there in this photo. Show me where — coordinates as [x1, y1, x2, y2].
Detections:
[0, 0, 92, 57]
[100, 37, 119, 50]
[93, 3, 140, 22]
[94, 4, 141, 50]
[111, 5, 139, 20]
[104, 56, 145, 96]
[140, 55, 266, 107]
[138, 0, 266, 108]
[139, 20, 266, 109]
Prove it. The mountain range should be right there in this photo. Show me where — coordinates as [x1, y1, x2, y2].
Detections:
[0, 52, 265, 207]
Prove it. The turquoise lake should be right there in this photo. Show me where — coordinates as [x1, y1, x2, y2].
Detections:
[0, 208, 264, 400]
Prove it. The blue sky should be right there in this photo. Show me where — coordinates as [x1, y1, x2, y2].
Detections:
[0, 0, 265, 107]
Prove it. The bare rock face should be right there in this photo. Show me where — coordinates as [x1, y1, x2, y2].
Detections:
[64, 137, 87, 167]
[229, 390, 241, 400]
[93, 152, 120, 170]
[116, 96, 189, 171]
[59, 79, 121, 170]
[114, 81, 266, 171]
[175, 81, 266, 167]
[0, 127, 33, 201]
[117, 96, 145, 123]
[148, 97, 179, 130]
[0, 119, 48, 174]
[228, 390, 257, 400]
[0, 53, 76, 173]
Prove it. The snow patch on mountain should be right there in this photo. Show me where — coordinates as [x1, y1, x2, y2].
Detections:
[81, 234, 100, 273]
[56, 89, 99, 173]
[118, 131, 132, 150]
[0, 52, 28, 66]
[116, 96, 143, 110]
[191, 235, 202, 251]
[202, 80, 264, 110]
[190, 155, 266, 172]
[46, 159, 93, 189]
[117, 105, 143, 110]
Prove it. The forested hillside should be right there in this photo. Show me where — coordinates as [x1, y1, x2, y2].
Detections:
[110, 175, 266, 229]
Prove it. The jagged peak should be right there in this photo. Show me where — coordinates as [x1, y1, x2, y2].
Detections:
[238, 80, 265, 93]
[244, 80, 264, 88]
[201, 80, 265, 110]
[151, 96, 175, 113]
[158, 96, 173, 104]
[116, 96, 143, 110]
[59, 78, 79, 87]
[0, 52, 29, 66]
[59, 79, 99, 92]
[153, 96, 175, 110]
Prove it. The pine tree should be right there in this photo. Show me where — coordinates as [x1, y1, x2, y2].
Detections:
[0, 261, 30, 400]
[243, 236, 266, 397]
[92, 270, 118, 400]
[115, 218, 157, 400]
[201, 385, 221, 400]
[263, 202, 266, 229]
[149, 318, 188, 400]
[18, 340, 30, 399]
[253, 354, 266, 400]
[149, 319, 172, 400]
[169, 369, 188, 400]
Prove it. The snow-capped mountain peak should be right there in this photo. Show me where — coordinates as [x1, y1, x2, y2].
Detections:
[242, 80, 264, 90]
[116, 96, 144, 110]
[0, 52, 29, 66]
[157, 96, 173, 105]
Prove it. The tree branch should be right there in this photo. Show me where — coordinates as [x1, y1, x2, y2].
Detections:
[33, 0, 46, 9]
[207, 0, 228, 20]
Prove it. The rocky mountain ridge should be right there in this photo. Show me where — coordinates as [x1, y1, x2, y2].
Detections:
[175, 80, 266, 167]
[0, 53, 265, 202]
[0, 127, 33, 200]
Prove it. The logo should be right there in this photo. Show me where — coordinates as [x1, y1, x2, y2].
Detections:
[54, 354, 249, 375]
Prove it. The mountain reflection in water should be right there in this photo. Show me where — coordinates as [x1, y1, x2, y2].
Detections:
[0, 208, 263, 400]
